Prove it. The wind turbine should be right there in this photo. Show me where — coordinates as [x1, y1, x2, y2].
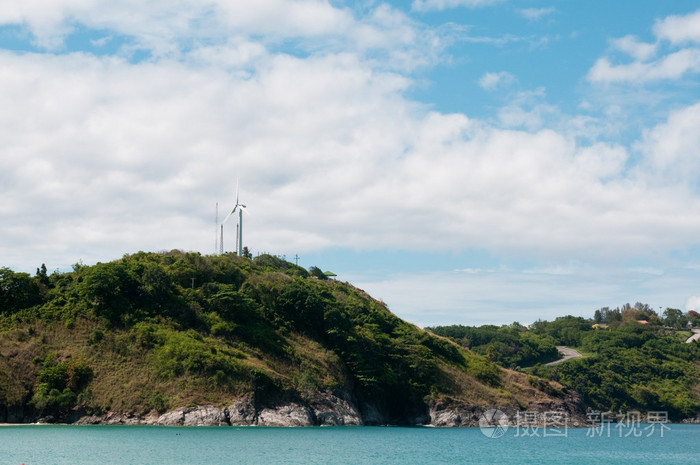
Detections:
[222, 180, 248, 256]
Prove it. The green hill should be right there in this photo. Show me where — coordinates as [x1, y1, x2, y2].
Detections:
[0, 251, 572, 425]
[429, 312, 700, 421]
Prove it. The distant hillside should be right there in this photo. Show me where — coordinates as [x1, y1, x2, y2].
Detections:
[429, 309, 700, 421]
[0, 251, 574, 425]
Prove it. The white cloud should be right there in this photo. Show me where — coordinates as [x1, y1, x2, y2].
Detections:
[611, 35, 657, 61]
[519, 7, 555, 21]
[356, 265, 698, 327]
[686, 296, 700, 312]
[496, 87, 558, 130]
[635, 102, 700, 183]
[4, 37, 700, 275]
[0, 0, 441, 71]
[89, 35, 112, 47]
[478, 71, 516, 90]
[0, 1, 700, 294]
[412, 0, 503, 13]
[588, 10, 700, 83]
[653, 9, 700, 44]
[588, 48, 700, 83]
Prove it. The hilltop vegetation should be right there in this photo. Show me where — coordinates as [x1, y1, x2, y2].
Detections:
[425, 322, 560, 369]
[0, 251, 561, 424]
[429, 305, 700, 421]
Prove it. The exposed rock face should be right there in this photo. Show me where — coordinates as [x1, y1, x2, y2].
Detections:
[157, 405, 227, 426]
[226, 397, 257, 426]
[66, 385, 592, 427]
[75, 411, 158, 425]
[310, 394, 362, 426]
[73, 393, 364, 427]
[429, 403, 481, 427]
[142, 392, 363, 427]
[257, 403, 314, 427]
[184, 405, 228, 426]
[73, 396, 589, 428]
[69, 388, 577, 428]
[157, 408, 187, 426]
[427, 394, 588, 428]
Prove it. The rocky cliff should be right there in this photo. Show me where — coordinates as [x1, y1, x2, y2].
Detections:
[72, 391, 585, 427]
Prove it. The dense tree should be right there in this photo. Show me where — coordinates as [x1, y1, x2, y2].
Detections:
[0, 267, 43, 314]
[530, 315, 591, 346]
[434, 307, 700, 420]
[532, 325, 700, 420]
[308, 266, 328, 280]
[593, 307, 621, 325]
[427, 323, 558, 368]
[241, 246, 253, 259]
[663, 308, 684, 328]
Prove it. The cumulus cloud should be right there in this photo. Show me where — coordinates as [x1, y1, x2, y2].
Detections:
[478, 71, 516, 90]
[412, 0, 503, 13]
[653, 9, 700, 44]
[611, 35, 657, 61]
[588, 48, 700, 83]
[519, 7, 556, 21]
[635, 102, 700, 184]
[3, 36, 700, 273]
[0, 0, 441, 71]
[588, 9, 700, 83]
[495, 87, 559, 130]
[1, 0, 700, 285]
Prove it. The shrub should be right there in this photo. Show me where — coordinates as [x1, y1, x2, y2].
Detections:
[32, 356, 93, 414]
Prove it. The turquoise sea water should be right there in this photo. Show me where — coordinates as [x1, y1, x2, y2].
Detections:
[1, 424, 698, 465]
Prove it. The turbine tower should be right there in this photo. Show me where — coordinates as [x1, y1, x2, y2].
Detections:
[221, 180, 248, 256]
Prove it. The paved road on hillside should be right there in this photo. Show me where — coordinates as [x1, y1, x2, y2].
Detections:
[686, 329, 700, 343]
[536, 332, 698, 369]
[545, 346, 583, 366]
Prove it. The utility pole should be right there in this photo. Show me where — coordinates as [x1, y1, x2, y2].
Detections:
[294, 254, 300, 266]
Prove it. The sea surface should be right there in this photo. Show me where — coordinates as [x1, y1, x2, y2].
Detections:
[1, 423, 698, 465]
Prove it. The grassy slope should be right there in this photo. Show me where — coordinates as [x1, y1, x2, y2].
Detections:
[0, 251, 565, 423]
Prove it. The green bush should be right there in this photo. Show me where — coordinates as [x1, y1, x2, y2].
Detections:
[32, 356, 93, 414]
[148, 392, 168, 413]
[149, 330, 245, 381]
[467, 356, 501, 387]
[427, 323, 558, 368]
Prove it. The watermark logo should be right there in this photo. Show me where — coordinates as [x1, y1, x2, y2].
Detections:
[479, 409, 509, 438]
[585, 410, 670, 438]
[480, 409, 670, 439]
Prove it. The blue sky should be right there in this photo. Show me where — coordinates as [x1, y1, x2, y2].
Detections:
[2, 1, 700, 327]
